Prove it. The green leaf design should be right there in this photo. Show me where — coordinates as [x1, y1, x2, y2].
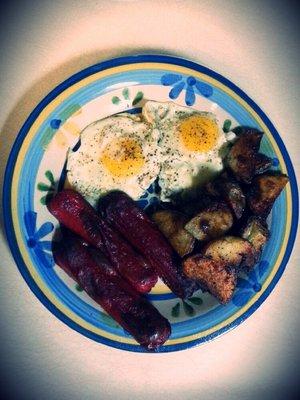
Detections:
[40, 193, 53, 205]
[223, 119, 232, 133]
[75, 284, 84, 292]
[40, 195, 48, 205]
[122, 87, 130, 100]
[112, 96, 121, 105]
[37, 182, 51, 191]
[45, 170, 55, 185]
[183, 300, 195, 316]
[188, 297, 203, 305]
[171, 302, 180, 317]
[132, 91, 144, 106]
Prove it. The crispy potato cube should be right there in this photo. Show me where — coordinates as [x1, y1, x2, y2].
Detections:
[220, 180, 246, 219]
[203, 236, 256, 269]
[247, 173, 289, 216]
[185, 202, 233, 241]
[254, 153, 272, 175]
[183, 254, 237, 304]
[152, 210, 195, 257]
[241, 216, 269, 257]
[226, 130, 272, 183]
[206, 175, 246, 219]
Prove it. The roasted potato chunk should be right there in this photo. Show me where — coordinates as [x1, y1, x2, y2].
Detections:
[185, 202, 233, 241]
[254, 153, 273, 175]
[241, 216, 269, 257]
[220, 180, 246, 219]
[226, 129, 272, 183]
[183, 254, 237, 304]
[206, 176, 246, 219]
[247, 173, 289, 216]
[204, 236, 256, 270]
[152, 210, 195, 257]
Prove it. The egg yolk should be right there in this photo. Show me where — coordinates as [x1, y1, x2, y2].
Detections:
[179, 115, 219, 152]
[100, 138, 144, 178]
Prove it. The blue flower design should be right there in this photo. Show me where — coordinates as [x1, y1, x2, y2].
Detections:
[161, 74, 213, 106]
[137, 180, 160, 210]
[24, 211, 55, 268]
[232, 260, 269, 307]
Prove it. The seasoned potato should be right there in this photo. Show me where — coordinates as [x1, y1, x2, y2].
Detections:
[206, 176, 246, 219]
[205, 181, 220, 198]
[254, 153, 272, 175]
[152, 210, 195, 257]
[241, 216, 269, 257]
[183, 254, 237, 304]
[175, 190, 216, 217]
[232, 126, 262, 136]
[226, 130, 272, 183]
[247, 173, 289, 216]
[185, 202, 233, 241]
[203, 236, 256, 270]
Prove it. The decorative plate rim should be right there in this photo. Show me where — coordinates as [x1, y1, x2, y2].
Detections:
[2, 54, 299, 353]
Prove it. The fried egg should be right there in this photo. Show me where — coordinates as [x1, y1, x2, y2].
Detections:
[143, 101, 231, 201]
[67, 114, 161, 200]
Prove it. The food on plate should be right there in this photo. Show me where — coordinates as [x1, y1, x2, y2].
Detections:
[184, 202, 233, 241]
[241, 216, 269, 258]
[247, 172, 289, 216]
[226, 128, 272, 183]
[67, 114, 161, 200]
[48, 190, 157, 293]
[99, 190, 198, 299]
[183, 254, 237, 304]
[143, 101, 233, 200]
[67, 101, 234, 204]
[53, 234, 171, 350]
[205, 173, 246, 219]
[151, 210, 195, 257]
[48, 188, 106, 251]
[203, 236, 256, 270]
[47, 92, 291, 349]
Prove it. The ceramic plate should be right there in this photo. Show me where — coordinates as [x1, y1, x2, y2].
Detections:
[3, 55, 298, 352]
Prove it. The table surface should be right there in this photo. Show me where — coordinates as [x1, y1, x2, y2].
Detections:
[0, 1, 299, 399]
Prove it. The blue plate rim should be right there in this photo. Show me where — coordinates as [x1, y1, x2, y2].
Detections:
[2, 54, 299, 353]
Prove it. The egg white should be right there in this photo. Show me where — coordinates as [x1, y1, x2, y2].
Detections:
[143, 101, 231, 201]
[67, 113, 161, 200]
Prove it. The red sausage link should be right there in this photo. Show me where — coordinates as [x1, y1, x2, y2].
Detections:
[53, 235, 171, 350]
[99, 191, 198, 298]
[48, 190, 157, 293]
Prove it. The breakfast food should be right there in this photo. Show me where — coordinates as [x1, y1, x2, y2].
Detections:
[143, 101, 232, 200]
[241, 216, 269, 258]
[165, 127, 289, 304]
[203, 236, 256, 270]
[47, 97, 290, 350]
[184, 202, 234, 241]
[205, 173, 246, 219]
[247, 173, 289, 216]
[67, 101, 233, 203]
[48, 190, 157, 293]
[48, 188, 106, 250]
[151, 210, 195, 257]
[226, 128, 272, 183]
[67, 114, 161, 200]
[99, 190, 198, 299]
[53, 234, 171, 350]
[183, 255, 237, 304]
